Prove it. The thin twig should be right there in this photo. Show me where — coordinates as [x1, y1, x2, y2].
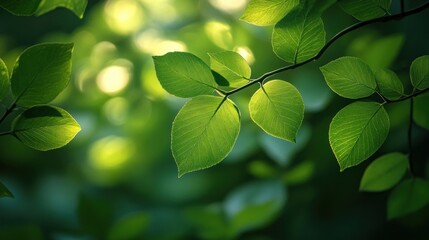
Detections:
[225, 1, 429, 96]
[0, 103, 16, 124]
[408, 97, 415, 176]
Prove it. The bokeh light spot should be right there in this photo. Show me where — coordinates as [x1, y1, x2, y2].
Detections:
[96, 65, 131, 94]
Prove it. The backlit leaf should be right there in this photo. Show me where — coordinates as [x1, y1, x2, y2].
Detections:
[410, 55, 429, 90]
[172, 96, 240, 177]
[240, 0, 299, 26]
[0, 181, 13, 198]
[388, 178, 429, 219]
[0, 58, 9, 100]
[153, 52, 217, 98]
[36, 0, 88, 18]
[375, 68, 404, 100]
[339, 0, 392, 21]
[11, 43, 73, 107]
[272, 3, 325, 63]
[12, 105, 81, 151]
[320, 56, 376, 99]
[209, 51, 251, 88]
[360, 152, 408, 192]
[329, 101, 390, 171]
[249, 80, 304, 142]
[0, 0, 41, 16]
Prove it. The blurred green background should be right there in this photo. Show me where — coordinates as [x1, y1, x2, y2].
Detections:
[1, 0, 429, 239]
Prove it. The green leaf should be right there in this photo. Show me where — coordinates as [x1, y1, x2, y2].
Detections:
[329, 101, 390, 171]
[0, 181, 13, 198]
[0, 0, 41, 16]
[388, 178, 429, 219]
[272, 3, 325, 63]
[11, 43, 73, 107]
[249, 80, 304, 142]
[12, 105, 81, 151]
[375, 68, 404, 100]
[107, 212, 149, 240]
[410, 55, 429, 90]
[414, 93, 429, 130]
[320, 56, 376, 99]
[208, 51, 250, 88]
[0, 58, 10, 101]
[172, 96, 240, 177]
[224, 180, 286, 235]
[339, 0, 392, 21]
[35, 0, 88, 18]
[240, 0, 299, 26]
[153, 52, 217, 98]
[360, 152, 408, 192]
[360, 34, 404, 70]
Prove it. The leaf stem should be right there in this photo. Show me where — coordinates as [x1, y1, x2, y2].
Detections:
[0, 103, 16, 124]
[0, 131, 12, 137]
[225, 1, 429, 96]
[408, 97, 415, 176]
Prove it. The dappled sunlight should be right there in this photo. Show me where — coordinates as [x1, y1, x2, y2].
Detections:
[134, 30, 187, 55]
[104, 0, 145, 35]
[205, 21, 233, 49]
[89, 136, 135, 170]
[234, 46, 255, 65]
[96, 64, 131, 94]
[209, 0, 248, 14]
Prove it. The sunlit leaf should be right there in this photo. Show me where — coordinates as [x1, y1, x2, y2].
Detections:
[208, 51, 250, 87]
[339, 0, 392, 21]
[410, 55, 429, 90]
[360, 152, 408, 192]
[12, 105, 81, 151]
[153, 52, 217, 98]
[172, 96, 240, 177]
[320, 56, 376, 99]
[0, 58, 9, 101]
[0, 181, 13, 198]
[240, 0, 299, 26]
[329, 101, 390, 171]
[36, 0, 88, 18]
[249, 80, 304, 142]
[413, 93, 429, 130]
[11, 43, 73, 107]
[375, 68, 404, 100]
[107, 212, 149, 240]
[0, 0, 41, 15]
[272, 3, 325, 63]
[388, 178, 429, 219]
[224, 180, 286, 235]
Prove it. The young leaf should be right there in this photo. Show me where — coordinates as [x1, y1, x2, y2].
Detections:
[153, 52, 217, 98]
[172, 96, 240, 177]
[339, 0, 392, 21]
[410, 55, 429, 90]
[107, 212, 149, 240]
[11, 43, 73, 107]
[272, 4, 325, 63]
[375, 68, 404, 100]
[240, 0, 299, 26]
[329, 101, 390, 171]
[0, 58, 10, 101]
[360, 152, 408, 192]
[0, 0, 41, 16]
[320, 56, 376, 99]
[224, 180, 286, 235]
[249, 80, 304, 142]
[12, 105, 81, 151]
[387, 178, 429, 219]
[208, 51, 251, 88]
[413, 93, 429, 130]
[0, 181, 13, 198]
[36, 0, 88, 18]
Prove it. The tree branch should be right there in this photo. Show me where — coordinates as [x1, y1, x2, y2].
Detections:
[225, 1, 429, 96]
[385, 88, 429, 104]
[408, 97, 415, 176]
